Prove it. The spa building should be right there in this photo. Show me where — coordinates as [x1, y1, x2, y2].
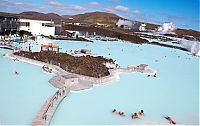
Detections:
[19, 19, 55, 36]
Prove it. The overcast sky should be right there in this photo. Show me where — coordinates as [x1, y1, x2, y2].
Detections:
[0, 0, 199, 30]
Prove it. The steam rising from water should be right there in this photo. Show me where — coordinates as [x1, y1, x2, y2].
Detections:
[158, 22, 176, 33]
[116, 19, 133, 27]
[180, 39, 200, 56]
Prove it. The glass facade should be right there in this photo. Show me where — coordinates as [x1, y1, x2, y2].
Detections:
[0, 16, 19, 35]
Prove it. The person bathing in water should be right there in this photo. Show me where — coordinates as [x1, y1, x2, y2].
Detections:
[112, 109, 125, 117]
[15, 71, 19, 75]
[139, 110, 144, 116]
[132, 113, 139, 119]
[164, 116, 176, 125]
[119, 112, 125, 117]
[112, 109, 116, 113]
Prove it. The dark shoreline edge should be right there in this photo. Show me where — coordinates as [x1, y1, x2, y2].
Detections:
[148, 42, 189, 52]
[14, 51, 116, 78]
[62, 25, 191, 53]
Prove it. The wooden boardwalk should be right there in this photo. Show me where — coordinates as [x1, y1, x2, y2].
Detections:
[32, 87, 70, 126]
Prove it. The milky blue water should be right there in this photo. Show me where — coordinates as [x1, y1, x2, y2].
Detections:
[50, 40, 199, 125]
[0, 38, 199, 125]
[0, 48, 55, 125]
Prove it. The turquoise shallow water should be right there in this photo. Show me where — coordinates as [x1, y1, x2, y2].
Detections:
[50, 40, 199, 125]
[0, 39, 199, 125]
[0, 48, 55, 125]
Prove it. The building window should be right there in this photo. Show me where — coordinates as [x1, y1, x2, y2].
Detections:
[26, 22, 30, 27]
[42, 23, 54, 27]
[20, 22, 30, 27]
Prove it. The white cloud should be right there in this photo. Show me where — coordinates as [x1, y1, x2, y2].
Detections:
[45, 0, 86, 13]
[104, 7, 116, 13]
[0, 0, 42, 13]
[15, 2, 24, 5]
[88, 2, 100, 7]
[114, 5, 129, 12]
[110, 0, 121, 3]
[71, 5, 86, 11]
[47, 1, 62, 6]
[132, 10, 141, 14]
[46, 0, 62, 6]
[45, 1, 99, 13]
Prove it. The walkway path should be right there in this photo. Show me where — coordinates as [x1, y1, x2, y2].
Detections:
[32, 87, 70, 126]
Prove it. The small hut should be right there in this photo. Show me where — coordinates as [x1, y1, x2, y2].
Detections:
[41, 43, 59, 52]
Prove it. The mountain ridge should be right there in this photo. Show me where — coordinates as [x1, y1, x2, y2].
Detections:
[0, 11, 199, 36]
[68, 11, 123, 25]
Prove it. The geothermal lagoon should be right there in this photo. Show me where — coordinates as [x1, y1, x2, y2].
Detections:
[0, 37, 199, 125]
[0, 48, 55, 125]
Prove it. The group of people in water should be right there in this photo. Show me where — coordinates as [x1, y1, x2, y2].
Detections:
[132, 110, 144, 119]
[112, 109, 144, 119]
[147, 73, 157, 77]
[112, 109, 176, 125]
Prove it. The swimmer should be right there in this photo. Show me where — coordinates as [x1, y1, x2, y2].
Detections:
[139, 110, 144, 116]
[132, 113, 139, 119]
[15, 71, 19, 75]
[112, 109, 116, 113]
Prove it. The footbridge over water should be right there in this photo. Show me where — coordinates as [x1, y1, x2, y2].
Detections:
[32, 87, 70, 126]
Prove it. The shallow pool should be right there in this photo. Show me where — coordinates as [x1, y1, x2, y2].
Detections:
[1, 38, 199, 125]
[50, 40, 199, 125]
[0, 48, 55, 125]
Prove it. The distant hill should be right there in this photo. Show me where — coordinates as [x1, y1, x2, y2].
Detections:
[68, 12, 160, 29]
[18, 11, 64, 23]
[0, 11, 65, 24]
[68, 12, 123, 26]
[0, 12, 18, 17]
[19, 11, 47, 18]
[17, 11, 122, 26]
[174, 29, 200, 40]
[46, 13, 64, 20]
[0, 11, 157, 28]
[62, 15, 71, 19]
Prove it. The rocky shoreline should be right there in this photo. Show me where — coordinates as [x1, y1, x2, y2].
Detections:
[63, 25, 198, 54]
[13, 51, 116, 78]
[64, 24, 149, 44]
[48, 35, 93, 42]
[149, 42, 189, 52]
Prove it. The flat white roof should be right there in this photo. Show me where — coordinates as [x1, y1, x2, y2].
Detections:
[19, 18, 54, 23]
